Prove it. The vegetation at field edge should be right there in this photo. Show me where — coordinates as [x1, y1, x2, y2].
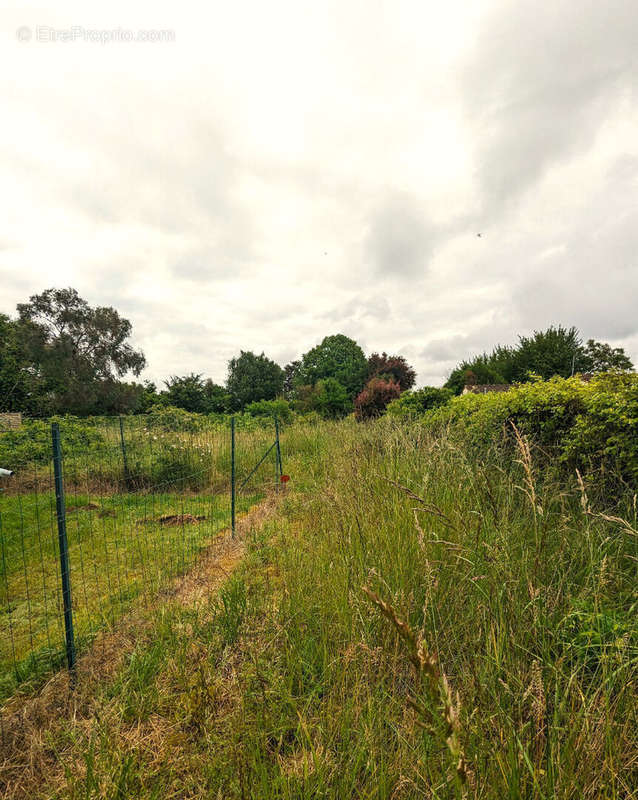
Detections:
[2, 419, 635, 799]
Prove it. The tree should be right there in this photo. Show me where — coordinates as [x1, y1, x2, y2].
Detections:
[315, 378, 353, 419]
[135, 381, 161, 413]
[0, 314, 49, 414]
[226, 351, 284, 409]
[291, 378, 353, 418]
[283, 360, 301, 398]
[15, 288, 146, 415]
[510, 326, 588, 381]
[203, 379, 232, 413]
[163, 373, 209, 413]
[582, 339, 633, 373]
[297, 334, 368, 398]
[367, 352, 416, 391]
[90, 380, 144, 415]
[354, 377, 401, 420]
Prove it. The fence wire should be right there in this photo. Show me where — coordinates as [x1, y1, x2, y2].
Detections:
[0, 414, 282, 706]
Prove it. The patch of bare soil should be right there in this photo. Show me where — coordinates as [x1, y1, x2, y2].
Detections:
[158, 513, 206, 525]
[0, 491, 283, 800]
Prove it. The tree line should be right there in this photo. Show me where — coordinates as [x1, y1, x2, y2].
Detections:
[0, 288, 633, 420]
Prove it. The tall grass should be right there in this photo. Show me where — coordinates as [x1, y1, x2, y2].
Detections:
[4, 419, 637, 798]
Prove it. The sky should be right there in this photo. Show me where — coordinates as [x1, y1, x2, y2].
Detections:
[1, 1, 637, 387]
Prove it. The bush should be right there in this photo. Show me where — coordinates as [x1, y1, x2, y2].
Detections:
[293, 379, 353, 419]
[421, 373, 638, 488]
[151, 440, 213, 491]
[144, 405, 208, 432]
[244, 398, 293, 424]
[563, 372, 638, 483]
[354, 378, 401, 421]
[0, 416, 106, 467]
[386, 386, 453, 418]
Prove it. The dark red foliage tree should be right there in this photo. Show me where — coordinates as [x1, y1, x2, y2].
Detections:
[367, 352, 416, 391]
[354, 377, 401, 421]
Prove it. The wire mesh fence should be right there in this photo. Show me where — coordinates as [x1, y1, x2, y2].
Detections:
[0, 413, 283, 702]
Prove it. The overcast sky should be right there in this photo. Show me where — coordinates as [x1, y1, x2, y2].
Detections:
[1, 1, 637, 387]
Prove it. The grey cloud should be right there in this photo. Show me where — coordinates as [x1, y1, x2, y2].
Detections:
[463, 1, 638, 215]
[420, 335, 474, 363]
[171, 248, 245, 282]
[364, 192, 439, 276]
[321, 295, 391, 324]
[512, 155, 638, 340]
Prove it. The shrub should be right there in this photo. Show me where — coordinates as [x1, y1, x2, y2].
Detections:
[421, 373, 638, 488]
[293, 379, 353, 419]
[244, 398, 293, 424]
[144, 405, 207, 432]
[0, 416, 106, 467]
[563, 372, 638, 483]
[151, 439, 213, 491]
[354, 378, 401, 421]
[386, 386, 453, 418]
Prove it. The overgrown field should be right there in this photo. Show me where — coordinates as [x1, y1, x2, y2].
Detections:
[0, 414, 286, 700]
[2, 418, 636, 798]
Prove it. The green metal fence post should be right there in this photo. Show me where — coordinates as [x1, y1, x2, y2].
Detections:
[51, 422, 76, 673]
[118, 416, 130, 488]
[231, 416, 236, 538]
[274, 417, 283, 483]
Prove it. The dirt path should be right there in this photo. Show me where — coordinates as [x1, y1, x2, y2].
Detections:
[0, 492, 283, 799]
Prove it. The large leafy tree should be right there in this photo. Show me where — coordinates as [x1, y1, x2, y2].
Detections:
[367, 352, 416, 391]
[297, 334, 368, 398]
[314, 378, 353, 418]
[226, 351, 284, 409]
[163, 373, 209, 413]
[0, 313, 49, 414]
[162, 374, 231, 414]
[509, 326, 588, 381]
[582, 339, 633, 373]
[354, 377, 401, 420]
[16, 287, 146, 414]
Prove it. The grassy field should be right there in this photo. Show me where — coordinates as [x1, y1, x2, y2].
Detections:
[2, 419, 637, 798]
[0, 416, 286, 700]
[0, 489, 259, 700]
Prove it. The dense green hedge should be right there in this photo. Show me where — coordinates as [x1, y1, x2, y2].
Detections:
[419, 374, 638, 486]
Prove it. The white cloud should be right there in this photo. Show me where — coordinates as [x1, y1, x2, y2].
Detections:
[0, 0, 636, 387]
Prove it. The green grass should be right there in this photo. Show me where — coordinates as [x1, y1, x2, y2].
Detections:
[0, 415, 290, 700]
[0, 487, 260, 700]
[3, 419, 638, 798]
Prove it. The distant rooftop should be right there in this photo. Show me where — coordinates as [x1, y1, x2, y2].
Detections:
[462, 384, 511, 395]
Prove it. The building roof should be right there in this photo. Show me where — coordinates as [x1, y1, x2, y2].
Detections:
[462, 384, 511, 395]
